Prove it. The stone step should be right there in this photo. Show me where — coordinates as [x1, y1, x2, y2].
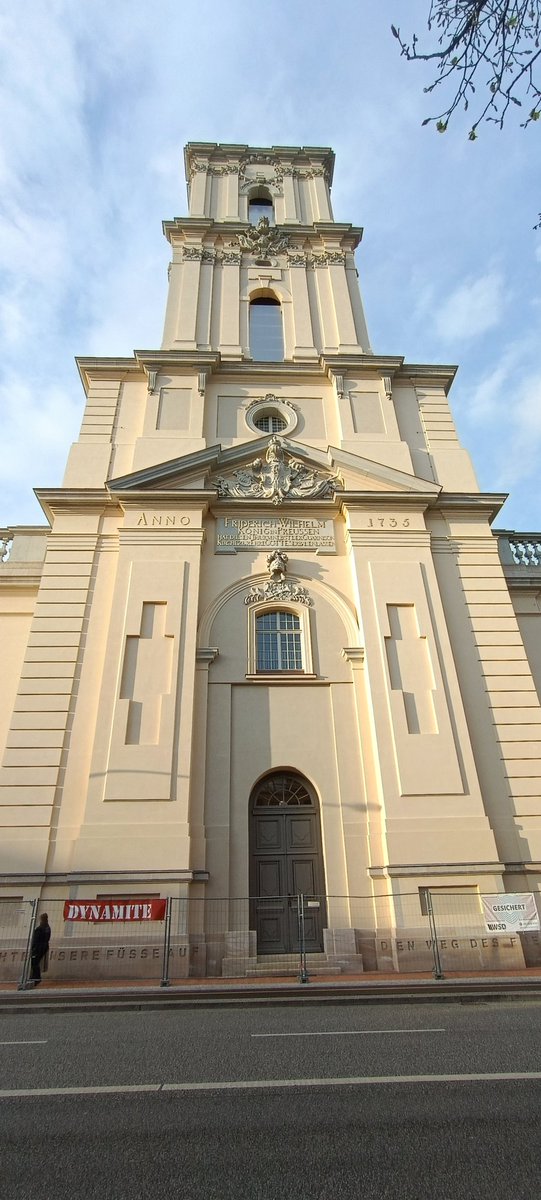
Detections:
[256, 953, 329, 966]
[247, 965, 343, 977]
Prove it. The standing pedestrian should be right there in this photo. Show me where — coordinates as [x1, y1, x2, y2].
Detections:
[29, 912, 51, 986]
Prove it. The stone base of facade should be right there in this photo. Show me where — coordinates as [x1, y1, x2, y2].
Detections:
[2, 925, 541, 984]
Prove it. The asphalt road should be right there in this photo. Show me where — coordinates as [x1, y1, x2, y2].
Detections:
[2, 1000, 541, 1198]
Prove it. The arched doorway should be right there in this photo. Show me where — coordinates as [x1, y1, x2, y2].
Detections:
[249, 772, 327, 955]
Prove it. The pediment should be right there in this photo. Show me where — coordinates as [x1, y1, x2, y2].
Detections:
[108, 437, 440, 502]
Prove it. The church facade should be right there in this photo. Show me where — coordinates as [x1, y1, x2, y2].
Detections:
[1, 142, 541, 977]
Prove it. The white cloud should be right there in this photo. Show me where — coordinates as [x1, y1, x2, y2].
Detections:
[0, 0, 540, 532]
[497, 372, 541, 492]
[434, 272, 505, 341]
[0, 377, 82, 525]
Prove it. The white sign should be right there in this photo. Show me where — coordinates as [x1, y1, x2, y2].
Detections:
[481, 893, 540, 934]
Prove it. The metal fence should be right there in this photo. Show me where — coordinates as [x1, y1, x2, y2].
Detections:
[1, 891, 540, 988]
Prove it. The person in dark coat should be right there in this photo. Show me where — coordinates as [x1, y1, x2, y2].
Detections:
[29, 913, 51, 986]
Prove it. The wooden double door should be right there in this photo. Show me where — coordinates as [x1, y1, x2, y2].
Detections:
[249, 774, 327, 955]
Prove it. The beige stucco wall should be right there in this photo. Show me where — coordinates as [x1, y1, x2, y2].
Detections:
[2, 142, 541, 982]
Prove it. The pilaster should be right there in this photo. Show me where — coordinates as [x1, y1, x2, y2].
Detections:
[219, 255, 242, 357]
[444, 519, 541, 857]
[288, 261, 318, 359]
[0, 520, 104, 874]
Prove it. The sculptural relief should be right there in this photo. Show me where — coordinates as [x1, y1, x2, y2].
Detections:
[214, 436, 342, 506]
[237, 216, 289, 262]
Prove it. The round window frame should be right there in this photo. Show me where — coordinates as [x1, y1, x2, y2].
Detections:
[245, 396, 298, 437]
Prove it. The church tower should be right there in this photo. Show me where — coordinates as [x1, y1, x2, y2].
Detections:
[1, 142, 541, 977]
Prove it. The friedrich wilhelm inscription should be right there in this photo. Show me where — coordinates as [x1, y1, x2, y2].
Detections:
[216, 516, 335, 552]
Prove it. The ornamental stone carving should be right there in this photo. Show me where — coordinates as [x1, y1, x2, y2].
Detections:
[189, 161, 237, 178]
[267, 549, 288, 582]
[188, 159, 208, 178]
[301, 166, 329, 180]
[287, 253, 306, 267]
[239, 154, 283, 182]
[244, 579, 313, 606]
[237, 217, 289, 261]
[0, 533, 13, 562]
[244, 547, 313, 605]
[245, 394, 296, 419]
[182, 246, 203, 261]
[214, 435, 342, 505]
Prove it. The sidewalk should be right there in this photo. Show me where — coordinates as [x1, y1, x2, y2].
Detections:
[2, 968, 541, 1010]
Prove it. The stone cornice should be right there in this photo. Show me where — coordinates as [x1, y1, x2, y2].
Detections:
[369, 861, 504, 878]
[0, 870, 210, 885]
[76, 351, 221, 395]
[322, 357, 458, 394]
[0, 572, 43, 589]
[341, 491, 440, 509]
[399, 363, 458, 394]
[162, 217, 362, 251]
[114, 490, 213, 506]
[135, 349, 220, 374]
[437, 493, 508, 522]
[35, 488, 119, 522]
[76, 357, 143, 393]
[183, 142, 335, 184]
[74, 353, 461, 397]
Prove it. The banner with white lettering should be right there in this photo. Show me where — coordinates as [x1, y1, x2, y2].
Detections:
[63, 900, 167, 922]
[481, 893, 540, 934]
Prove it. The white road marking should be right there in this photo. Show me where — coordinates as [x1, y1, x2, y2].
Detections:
[1, 1071, 541, 1098]
[0, 1040, 48, 1046]
[251, 1028, 446, 1038]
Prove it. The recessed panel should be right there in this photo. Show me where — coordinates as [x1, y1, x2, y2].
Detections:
[287, 815, 316, 850]
[350, 391, 384, 435]
[255, 815, 285, 852]
[157, 388, 191, 431]
[257, 859, 284, 897]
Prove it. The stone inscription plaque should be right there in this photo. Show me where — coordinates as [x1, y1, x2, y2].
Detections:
[216, 516, 336, 552]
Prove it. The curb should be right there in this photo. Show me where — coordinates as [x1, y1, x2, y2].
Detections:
[2, 977, 541, 1013]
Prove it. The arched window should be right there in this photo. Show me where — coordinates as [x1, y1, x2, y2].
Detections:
[253, 773, 312, 807]
[249, 190, 274, 226]
[249, 297, 284, 361]
[256, 610, 302, 672]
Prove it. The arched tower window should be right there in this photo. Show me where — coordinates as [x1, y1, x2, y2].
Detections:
[249, 297, 284, 361]
[249, 189, 274, 226]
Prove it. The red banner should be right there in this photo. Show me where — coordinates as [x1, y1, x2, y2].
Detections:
[63, 900, 167, 922]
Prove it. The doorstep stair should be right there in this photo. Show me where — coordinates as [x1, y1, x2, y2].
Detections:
[247, 953, 342, 977]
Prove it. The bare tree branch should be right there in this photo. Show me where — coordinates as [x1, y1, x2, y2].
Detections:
[392, 2, 541, 129]
[392, 2, 541, 224]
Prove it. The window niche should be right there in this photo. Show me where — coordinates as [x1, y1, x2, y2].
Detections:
[247, 604, 314, 677]
[244, 394, 297, 437]
[249, 296, 284, 362]
[248, 189, 275, 227]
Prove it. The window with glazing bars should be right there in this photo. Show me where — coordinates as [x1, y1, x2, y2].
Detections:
[254, 413, 287, 433]
[256, 611, 303, 671]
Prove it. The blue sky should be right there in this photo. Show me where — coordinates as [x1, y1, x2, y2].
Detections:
[1, 0, 540, 531]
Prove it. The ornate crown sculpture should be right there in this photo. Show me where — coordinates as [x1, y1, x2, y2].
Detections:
[244, 549, 313, 607]
[215, 436, 342, 506]
[237, 216, 289, 262]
